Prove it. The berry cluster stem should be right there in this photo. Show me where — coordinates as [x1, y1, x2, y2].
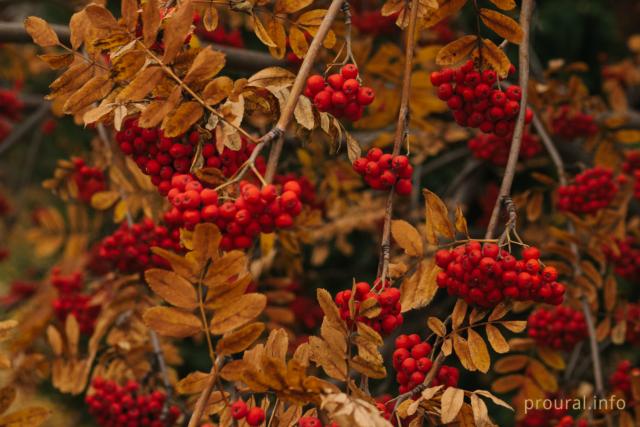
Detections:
[377, 0, 420, 282]
[484, 0, 534, 240]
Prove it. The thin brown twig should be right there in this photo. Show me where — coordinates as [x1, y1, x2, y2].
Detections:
[377, 0, 420, 281]
[187, 359, 219, 427]
[484, 0, 534, 240]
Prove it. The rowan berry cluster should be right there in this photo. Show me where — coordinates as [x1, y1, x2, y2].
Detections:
[334, 280, 403, 335]
[603, 235, 640, 282]
[51, 270, 100, 335]
[550, 105, 598, 139]
[230, 400, 265, 426]
[304, 64, 375, 122]
[557, 167, 618, 214]
[352, 148, 413, 195]
[393, 334, 459, 393]
[554, 416, 587, 427]
[86, 377, 180, 427]
[431, 60, 532, 138]
[297, 416, 338, 427]
[375, 395, 393, 421]
[351, 9, 398, 35]
[164, 174, 302, 250]
[623, 151, 640, 199]
[467, 130, 542, 166]
[71, 157, 106, 203]
[435, 242, 565, 308]
[527, 306, 587, 350]
[615, 303, 640, 345]
[609, 360, 640, 397]
[95, 218, 181, 274]
[0, 88, 23, 142]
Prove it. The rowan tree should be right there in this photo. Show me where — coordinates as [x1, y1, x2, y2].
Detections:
[0, 0, 639, 426]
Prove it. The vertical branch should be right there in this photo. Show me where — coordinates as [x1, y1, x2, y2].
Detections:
[187, 359, 219, 427]
[259, 0, 346, 177]
[484, 0, 534, 240]
[377, 0, 420, 280]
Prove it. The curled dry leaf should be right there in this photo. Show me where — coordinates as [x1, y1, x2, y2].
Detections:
[436, 35, 478, 65]
[477, 38, 511, 78]
[24, 17, 59, 47]
[479, 8, 523, 44]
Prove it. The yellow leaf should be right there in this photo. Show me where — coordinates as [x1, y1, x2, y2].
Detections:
[423, 188, 454, 244]
[275, 0, 313, 14]
[473, 390, 513, 410]
[441, 387, 464, 423]
[266, 18, 287, 59]
[479, 8, 523, 44]
[202, 7, 218, 32]
[24, 17, 59, 47]
[216, 322, 265, 356]
[145, 269, 198, 309]
[142, 0, 161, 47]
[528, 359, 557, 392]
[203, 77, 234, 105]
[162, 102, 204, 138]
[175, 371, 212, 395]
[470, 394, 490, 427]
[84, 4, 120, 30]
[423, 0, 468, 28]
[452, 299, 467, 329]
[210, 293, 267, 335]
[486, 324, 509, 353]
[143, 306, 202, 337]
[436, 35, 478, 65]
[116, 66, 164, 102]
[162, 0, 194, 63]
[427, 316, 446, 337]
[488, 302, 510, 321]
[454, 206, 469, 236]
[399, 259, 439, 312]
[38, 53, 74, 69]
[46, 326, 63, 357]
[0, 407, 51, 427]
[252, 15, 277, 48]
[526, 191, 543, 223]
[191, 222, 223, 267]
[615, 129, 640, 144]
[500, 320, 527, 333]
[65, 315, 79, 358]
[296, 9, 327, 26]
[493, 355, 529, 373]
[317, 289, 347, 333]
[478, 38, 511, 78]
[139, 86, 182, 128]
[537, 346, 565, 370]
[0, 386, 16, 416]
[359, 298, 381, 319]
[69, 10, 89, 50]
[467, 329, 490, 373]
[453, 333, 476, 371]
[184, 47, 226, 84]
[488, 0, 515, 10]
[121, 0, 138, 32]
[491, 374, 524, 393]
[289, 26, 309, 58]
[90, 191, 119, 210]
[63, 75, 113, 115]
[391, 220, 423, 257]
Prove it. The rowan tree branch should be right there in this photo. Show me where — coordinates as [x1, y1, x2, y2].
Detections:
[187, 359, 220, 427]
[377, 0, 420, 281]
[260, 0, 347, 179]
[0, 21, 283, 71]
[0, 102, 50, 157]
[484, 0, 534, 240]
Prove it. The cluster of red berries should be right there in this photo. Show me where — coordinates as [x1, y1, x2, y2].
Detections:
[603, 235, 640, 282]
[352, 148, 413, 195]
[95, 218, 181, 274]
[557, 167, 619, 214]
[375, 395, 394, 422]
[431, 61, 533, 138]
[304, 64, 375, 122]
[467, 130, 542, 166]
[554, 417, 587, 427]
[550, 105, 598, 139]
[297, 417, 337, 427]
[164, 175, 302, 249]
[615, 303, 640, 345]
[86, 377, 180, 427]
[230, 400, 265, 426]
[71, 157, 106, 203]
[527, 306, 587, 350]
[0, 280, 37, 307]
[193, 14, 244, 48]
[623, 151, 640, 200]
[351, 10, 398, 35]
[274, 174, 320, 208]
[435, 242, 565, 308]
[393, 334, 459, 394]
[0, 88, 23, 142]
[334, 280, 403, 335]
[610, 360, 640, 397]
[51, 269, 99, 335]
